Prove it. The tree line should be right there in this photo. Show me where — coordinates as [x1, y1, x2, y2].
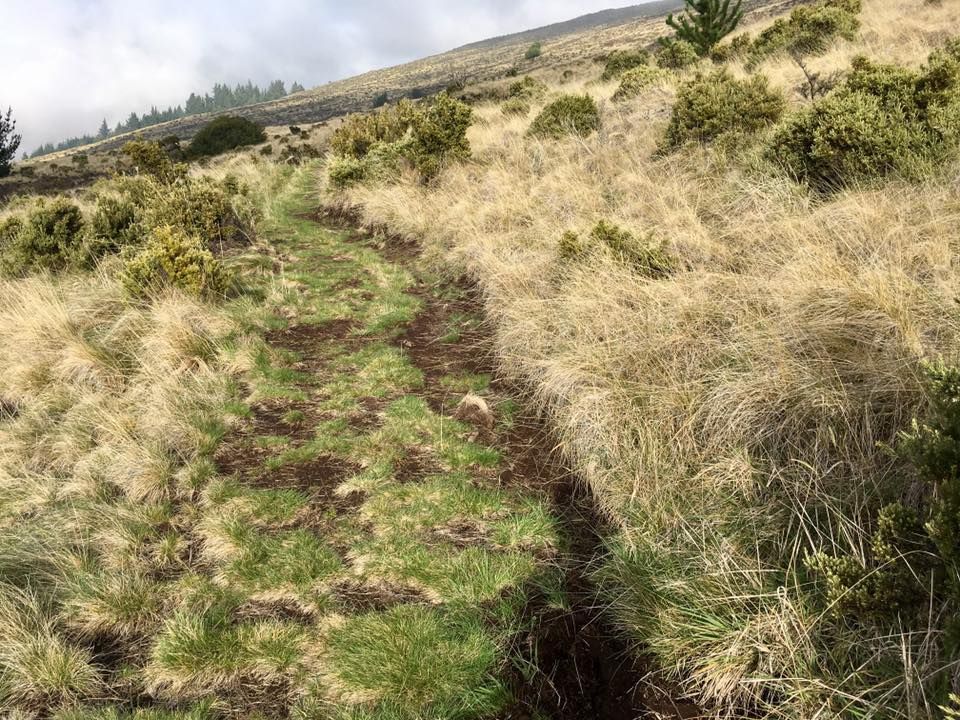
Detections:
[28, 79, 307, 159]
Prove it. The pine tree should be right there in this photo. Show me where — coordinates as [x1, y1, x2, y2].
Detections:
[666, 0, 744, 56]
[290, 82, 306, 93]
[98, 118, 110, 138]
[0, 107, 22, 178]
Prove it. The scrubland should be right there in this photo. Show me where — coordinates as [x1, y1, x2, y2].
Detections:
[330, 0, 960, 716]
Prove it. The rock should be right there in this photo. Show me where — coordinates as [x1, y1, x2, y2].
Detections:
[453, 393, 494, 431]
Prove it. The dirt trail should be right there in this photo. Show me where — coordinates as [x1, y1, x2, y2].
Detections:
[308, 209, 699, 720]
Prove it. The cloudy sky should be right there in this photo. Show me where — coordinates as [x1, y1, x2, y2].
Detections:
[4, 0, 644, 154]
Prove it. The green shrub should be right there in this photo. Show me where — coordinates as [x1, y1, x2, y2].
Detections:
[748, 0, 861, 65]
[140, 177, 237, 249]
[372, 92, 389, 108]
[656, 39, 700, 69]
[501, 98, 531, 116]
[708, 32, 753, 63]
[71, 154, 89, 169]
[121, 226, 231, 299]
[83, 195, 141, 262]
[259, 145, 274, 156]
[807, 359, 960, 651]
[330, 101, 419, 160]
[601, 50, 651, 81]
[508, 75, 548, 100]
[589, 220, 676, 278]
[612, 66, 669, 102]
[186, 116, 266, 159]
[0, 197, 86, 275]
[528, 95, 601, 139]
[329, 94, 472, 183]
[769, 44, 960, 191]
[410, 92, 473, 180]
[525, 42, 542, 61]
[663, 70, 785, 149]
[122, 140, 183, 184]
[560, 221, 676, 278]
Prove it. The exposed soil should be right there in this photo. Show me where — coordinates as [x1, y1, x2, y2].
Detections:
[329, 578, 428, 612]
[319, 205, 698, 720]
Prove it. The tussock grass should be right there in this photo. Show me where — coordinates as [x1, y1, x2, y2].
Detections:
[332, 0, 960, 714]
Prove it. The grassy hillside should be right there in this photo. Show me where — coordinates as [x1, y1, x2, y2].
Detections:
[326, 0, 960, 716]
[1, 0, 960, 717]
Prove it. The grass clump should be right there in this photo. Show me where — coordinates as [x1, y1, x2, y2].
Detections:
[612, 65, 668, 102]
[187, 116, 266, 159]
[770, 41, 960, 191]
[561, 221, 676, 279]
[601, 49, 650, 81]
[527, 94, 600, 139]
[663, 69, 785, 149]
[312, 606, 506, 719]
[507, 75, 547, 100]
[121, 225, 232, 299]
[500, 98, 530, 117]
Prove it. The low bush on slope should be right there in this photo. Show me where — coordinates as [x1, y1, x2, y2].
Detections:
[331, 0, 960, 712]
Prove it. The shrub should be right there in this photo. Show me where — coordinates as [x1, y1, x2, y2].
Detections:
[372, 92, 389, 108]
[508, 75, 548, 100]
[187, 116, 266, 159]
[601, 50, 651, 81]
[528, 95, 601, 139]
[502, 98, 531, 117]
[769, 44, 960, 191]
[71, 154, 89, 169]
[560, 221, 676, 278]
[121, 226, 231, 299]
[410, 92, 473, 179]
[0, 197, 86, 275]
[82, 195, 141, 262]
[525, 42, 542, 61]
[122, 140, 183, 184]
[259, 145, 274, 156]
[140, 176, 237, 249]
[612, 66, 669, 102]
[748, 0, 861, 65]
[330, 101, 419, 160]
[708, 32, 752, 62]
[663, 70, 785, 149]
[589, 220, 676, 278]
[656, 39, 700, 69]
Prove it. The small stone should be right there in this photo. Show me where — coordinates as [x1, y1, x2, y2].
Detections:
[453, 393, 494, 430]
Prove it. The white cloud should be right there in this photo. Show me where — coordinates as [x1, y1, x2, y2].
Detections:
[3, 0, 640, 153]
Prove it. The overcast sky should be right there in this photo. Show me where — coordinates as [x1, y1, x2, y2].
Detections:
[4, 0, 643, 154]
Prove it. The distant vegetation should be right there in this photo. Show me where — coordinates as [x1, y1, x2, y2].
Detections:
[29, 79, 305, 158]
[0, 107, 21, 178]
[524, 41, 543, 60]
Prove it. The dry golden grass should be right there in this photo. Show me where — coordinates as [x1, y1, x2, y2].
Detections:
[331, 0, 960, 715]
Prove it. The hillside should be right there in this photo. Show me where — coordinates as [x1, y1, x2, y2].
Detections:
[1, 0, 960, 718]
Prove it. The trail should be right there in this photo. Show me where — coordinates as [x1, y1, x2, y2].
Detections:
[214, 170, 692, 718]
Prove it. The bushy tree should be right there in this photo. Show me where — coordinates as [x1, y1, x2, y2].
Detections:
[666, 0, 744, 56]
[187, 116, 266, 159]
[0, 107, 22, 178]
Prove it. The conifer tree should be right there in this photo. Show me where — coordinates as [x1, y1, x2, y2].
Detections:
[666, 0, 743, 56]
[98, 118, 110, 138]
[0, 107, 22, 178]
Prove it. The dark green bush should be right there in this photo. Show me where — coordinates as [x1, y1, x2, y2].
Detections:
[612, 66, 669, 102]
[121, 225, 231, 299]
[709, 32, 753, 63]
[525, 42, 542, 61]
[601, 50, 651, 81]
[410, 93, 473, 179]
[663, 70, 785, 149]
[372, 92, 389, 108]
[187, 116, 266, 159]
[748, 0, 861, 65]
[0, 197, 86, 275]
[528, 95, 601, 139]
[140, 176, 237, 249]
[656, 39, 700, 70]
[769, 43, 960, 191]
